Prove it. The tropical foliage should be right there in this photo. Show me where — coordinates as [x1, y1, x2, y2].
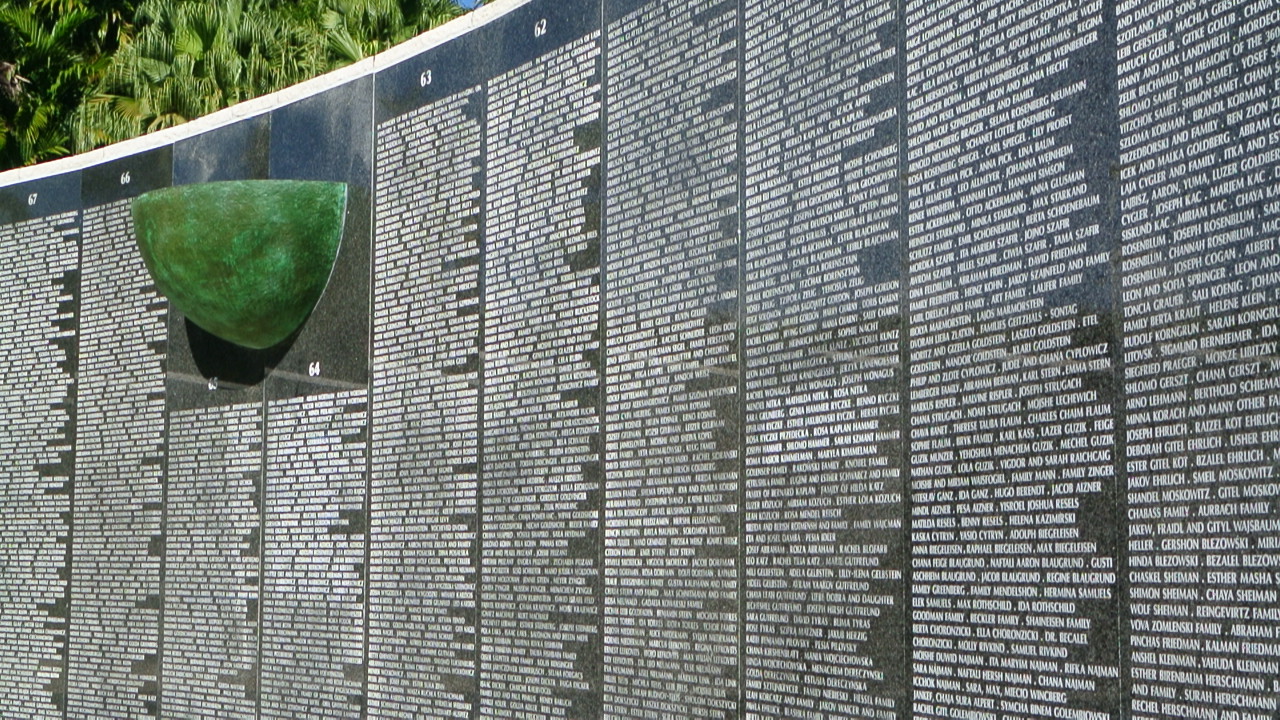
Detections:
[0, 2, 95, 167]
[0, 0, 465, 170]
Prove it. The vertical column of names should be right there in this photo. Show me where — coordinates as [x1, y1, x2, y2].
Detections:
[0, 212, 78, 717]
[262, 391, 367, 719]
[368, 86, 483, 719]
[741, 0, 905, 716]
[603, 0, 740, 715]
[163, 402, 262, 720]
[482, 31, 603, 720]
[70, 201, 167, 719]
[905, 0, 1121, 718]
[1117, 3, 1280, 718]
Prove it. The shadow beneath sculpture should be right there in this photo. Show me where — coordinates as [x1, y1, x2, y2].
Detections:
[182, 316, 296, 388]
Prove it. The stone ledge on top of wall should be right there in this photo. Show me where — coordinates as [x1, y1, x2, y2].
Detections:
[0, 0, 534, 190]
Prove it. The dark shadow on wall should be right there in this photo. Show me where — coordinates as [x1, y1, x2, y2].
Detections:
[183, 316, 294, 386]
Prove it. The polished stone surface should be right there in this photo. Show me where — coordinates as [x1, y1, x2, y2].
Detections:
[2, 0, 1280, 717]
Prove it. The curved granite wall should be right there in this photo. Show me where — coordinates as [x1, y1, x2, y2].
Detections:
[1, 0, 1278, 717]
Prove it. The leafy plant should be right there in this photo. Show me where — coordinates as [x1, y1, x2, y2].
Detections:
[0, 0, 469, 168]
[317, 0, 463, 64]
[0, 2, 95, 166]
[75, 0, 328, 149]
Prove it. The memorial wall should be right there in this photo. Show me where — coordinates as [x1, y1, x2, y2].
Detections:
[0, 0, 1278, 717]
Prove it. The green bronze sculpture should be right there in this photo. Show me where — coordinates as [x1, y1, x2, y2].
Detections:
[132, 180, 346, 349]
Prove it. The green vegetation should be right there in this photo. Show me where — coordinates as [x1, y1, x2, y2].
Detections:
[0, 0, 465, 170]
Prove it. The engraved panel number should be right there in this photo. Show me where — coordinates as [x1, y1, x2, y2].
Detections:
[534, 18, 547, 37]
[207, 376, 218, 391]
[120, 171, 132, 185]
[308, 361, 321, 377]
[420, 69, 432, 87]
[26, 193, 36, 206]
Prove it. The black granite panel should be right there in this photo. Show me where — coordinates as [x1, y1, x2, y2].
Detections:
[602, 0, 741, 715]
[477, 0, 601, 80]
[375, 30, 484, 125]
[267, 77, 373, 394]
[480, 20, 604, 720]
[82, 147, 173, 207]
[0, 199, 79, 718]
[69, 159, 170, 719]
[7, 0, 1280, 717]
[368, 75, 484, 717]
[0, 172, 80, 223]
[162, 401, 262, 720]
[269, 77, 372, 186]
[173, 115, 271, 186]
[261, 391, 367, 720]
[904, 1, 1122, 720]
[1117, 3, 1280, 718]
[741, 0, 907, 716]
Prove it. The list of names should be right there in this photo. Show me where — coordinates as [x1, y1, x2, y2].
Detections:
[604, 0, 742, 714]
[369, 84, 484, 718]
